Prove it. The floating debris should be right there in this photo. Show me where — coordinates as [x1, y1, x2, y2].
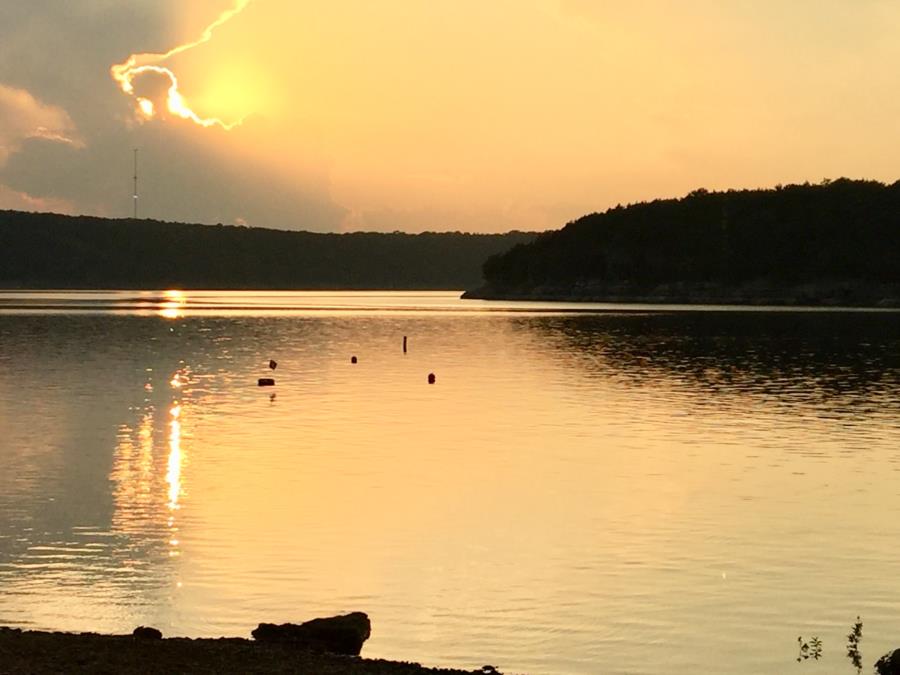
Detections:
[258, 378, 275, 387]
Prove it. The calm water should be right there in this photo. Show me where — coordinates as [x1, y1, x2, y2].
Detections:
[1, 291, 899, 674]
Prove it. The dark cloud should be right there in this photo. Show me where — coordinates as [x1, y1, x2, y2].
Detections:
[0, 1, 176, 120]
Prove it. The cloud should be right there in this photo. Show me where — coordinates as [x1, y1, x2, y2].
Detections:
[0, 183, 74, 213]
[0, 1, 345, 229]
[0, 83, 84, 212]
[110, 0, 253, 130]
[4, 1, 900, 232]
[0, 84, 82, 165]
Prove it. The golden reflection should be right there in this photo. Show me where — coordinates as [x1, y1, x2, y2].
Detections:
[167, 403, 182, 511]
[167, 402, 183, 558]
[170, 366, 191, 389]
[138, 411, 154, 489]
[160, 290, 186, 320]
[110, 391, 188, 562]
[110, 411, 156, 525]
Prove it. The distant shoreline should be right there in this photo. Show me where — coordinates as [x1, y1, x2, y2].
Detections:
[471, 180, 900, 310]
[0, 210, 536, 291]
[0, 284, 465, 291]
[462, 281, 900, 308]
[0, 627, 482, 675]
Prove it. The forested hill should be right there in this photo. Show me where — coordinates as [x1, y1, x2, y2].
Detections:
[465, 179, 900, 306]
[0, 211, 535, 289]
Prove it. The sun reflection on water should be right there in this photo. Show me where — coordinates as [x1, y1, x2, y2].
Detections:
[159, 290, 186, 320]
[109, 371, 188, 565]
[167, 403, 182, 510]
[167, 403, 183, 557]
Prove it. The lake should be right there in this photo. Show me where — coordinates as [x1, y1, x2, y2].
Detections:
[1, 290, 899, 674]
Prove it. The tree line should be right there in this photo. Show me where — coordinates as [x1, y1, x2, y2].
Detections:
[0, 211, 535, 289]
[476, 179, 900, 297]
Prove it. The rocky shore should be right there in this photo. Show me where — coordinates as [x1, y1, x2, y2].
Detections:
[0, 619, 493, 675]
[462, 280, 900, 308]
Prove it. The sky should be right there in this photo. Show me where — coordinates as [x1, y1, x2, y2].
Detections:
[1, 0, 899, 233]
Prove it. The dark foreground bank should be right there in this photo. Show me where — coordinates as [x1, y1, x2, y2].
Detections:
[0, 627, 489, 675]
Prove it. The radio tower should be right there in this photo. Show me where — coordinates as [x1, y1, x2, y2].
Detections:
[133, 148, 139, 219]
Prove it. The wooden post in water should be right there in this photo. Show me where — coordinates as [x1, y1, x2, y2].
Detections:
[403, 336, 408, 354]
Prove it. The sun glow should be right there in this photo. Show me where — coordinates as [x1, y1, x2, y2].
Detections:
[137, 98, 154, 117]
[110, 0, 252, 130]
[159, 290, 187, 319]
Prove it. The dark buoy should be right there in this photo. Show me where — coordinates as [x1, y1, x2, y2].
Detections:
[428, 373, 436, 384]
[403, 336, 408, 353]
[269, 360, 277, 370]
[351, 356, 358, 364]
[258, 378, 275, 387]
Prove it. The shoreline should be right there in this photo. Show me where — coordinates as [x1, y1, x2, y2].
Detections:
[0, 627, 485, 675]
[461, 281, 900, 308]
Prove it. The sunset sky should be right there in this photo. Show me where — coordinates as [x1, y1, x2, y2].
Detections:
[1, 0, 899, 232]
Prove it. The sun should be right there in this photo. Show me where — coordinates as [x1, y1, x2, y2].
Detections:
[191, 64, 275, 122]
[138, 98, 155, 118]
[110, 0, 253, 130]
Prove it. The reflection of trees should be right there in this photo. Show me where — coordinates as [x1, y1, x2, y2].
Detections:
[519, 312, 900, 418]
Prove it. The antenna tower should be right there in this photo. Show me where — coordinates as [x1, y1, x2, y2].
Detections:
[133, 148, 139, 219]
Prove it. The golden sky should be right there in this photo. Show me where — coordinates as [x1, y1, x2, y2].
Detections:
[1, 0, 899, 231]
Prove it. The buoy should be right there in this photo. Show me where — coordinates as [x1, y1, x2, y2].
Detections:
[258, 378, 275, 387]
[269, 360, 277, 370]
[351, 356, 358, 364]
[428, 373, 436, 384]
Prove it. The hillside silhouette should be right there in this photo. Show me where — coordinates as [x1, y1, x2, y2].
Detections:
[0, 211, 535, 289]
[465, 179, 900, 306]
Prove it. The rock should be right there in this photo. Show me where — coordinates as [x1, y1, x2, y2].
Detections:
[132, 626, 162, 640]
[252, 612, 371, 655]
[877, 649, 900, 674]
